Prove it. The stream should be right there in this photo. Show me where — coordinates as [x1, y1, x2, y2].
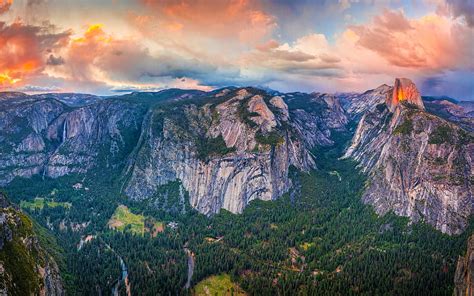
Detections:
[92, 237, 131, 296]
[183, 244, 195, 290]
[77, 236, 130, 295]
[111, 255, 129, 296]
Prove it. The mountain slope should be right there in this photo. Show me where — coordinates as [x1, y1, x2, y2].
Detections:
[0, 192, 63, 295]
[344, 78, 473, 234]
[455, 234, 474, 296]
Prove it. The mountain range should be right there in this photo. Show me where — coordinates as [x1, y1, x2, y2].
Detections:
[0, 78, 472, 294]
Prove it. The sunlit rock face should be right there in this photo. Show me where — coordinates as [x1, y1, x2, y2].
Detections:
[345, 78, 473, 235]
[387, 78, 424, 111]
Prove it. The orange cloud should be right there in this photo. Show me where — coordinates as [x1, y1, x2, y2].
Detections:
[0, 0, 12, 14]
[46, 24, 216, 91]
[0, 21, 70, 88]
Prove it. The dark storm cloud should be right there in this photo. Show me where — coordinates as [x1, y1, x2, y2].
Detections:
[445, 0, 474, 27]
[46, 54, 65, 66]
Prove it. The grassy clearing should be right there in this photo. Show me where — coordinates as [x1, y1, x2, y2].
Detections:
[108, 205, 145, 235]
[20, 198, 71, 211]
[108, 205, 165, 236]
[193, 274, 246, 296]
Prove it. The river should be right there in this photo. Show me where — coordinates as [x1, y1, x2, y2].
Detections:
[99, 239, 131, 296]
[111, 256, 130, 296]
[183, 244, 195, 290]
[77, 235, 131, 295]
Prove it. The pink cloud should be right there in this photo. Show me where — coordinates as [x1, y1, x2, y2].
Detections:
[347, 9, 474, 71]
[133, 0, 276, 46]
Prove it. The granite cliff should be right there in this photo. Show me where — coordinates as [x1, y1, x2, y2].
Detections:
[344, 78, 473, 234]
[1, 79, 472, 233]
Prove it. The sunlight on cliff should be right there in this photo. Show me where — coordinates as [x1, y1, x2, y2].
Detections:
[397, 88, 405, 101]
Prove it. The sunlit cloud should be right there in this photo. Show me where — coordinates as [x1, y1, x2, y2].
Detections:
[348, 9, 474, 70]
[0, 20, 70, 88]
[0, 0, 12, 14]
[0, 0, 472, 99]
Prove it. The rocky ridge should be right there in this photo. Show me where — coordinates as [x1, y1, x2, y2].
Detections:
[337, 84, 392, 119]
[424, 98, 474, 132]
[1, 80, 472, 233]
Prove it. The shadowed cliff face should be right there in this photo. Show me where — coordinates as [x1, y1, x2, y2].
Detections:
[344, 78, 473, 234]
[0, 88, 347, 215]
[455, 235, 474, 296]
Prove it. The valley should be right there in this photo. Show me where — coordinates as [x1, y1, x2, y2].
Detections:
[0, 78, 472, 295]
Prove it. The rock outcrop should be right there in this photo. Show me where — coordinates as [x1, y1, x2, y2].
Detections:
[387, 78, 424, 111]
[344, 78, 473, 234]
[455, 234, 474, 296]
[0, 192, 64, 295]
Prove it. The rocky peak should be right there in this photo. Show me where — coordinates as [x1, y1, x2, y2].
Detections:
[247, 95, 277, 132]
[387, 78, 424, 111]
[345, 88, 474, 234]
[269, 96, 289, 121]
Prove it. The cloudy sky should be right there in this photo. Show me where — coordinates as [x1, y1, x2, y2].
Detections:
[0, 0, 473, 99]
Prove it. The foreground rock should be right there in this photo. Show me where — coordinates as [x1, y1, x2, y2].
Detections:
[344, 78, 473, 234]
[454, 235, 474, 296]
[0, 192, 64, 295]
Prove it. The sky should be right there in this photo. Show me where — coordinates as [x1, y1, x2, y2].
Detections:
[0, 0, 473, 99]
